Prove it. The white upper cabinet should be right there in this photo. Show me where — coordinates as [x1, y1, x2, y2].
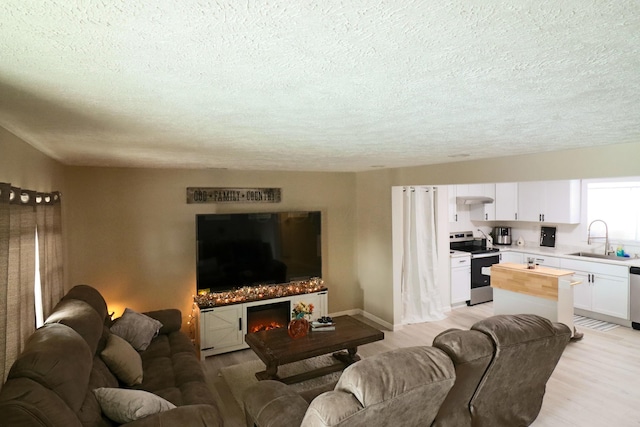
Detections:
[517, 180, 581, 224]
[449, 179, 580, 224]
[495, 183, 519, 221]
[448, 185, 459, 222]
[518, 181, 544, 222]
[468, 184, 496, 221]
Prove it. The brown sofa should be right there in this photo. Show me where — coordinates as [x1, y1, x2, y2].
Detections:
[0, 285, 223, 426]
[243, 314, 571, 427]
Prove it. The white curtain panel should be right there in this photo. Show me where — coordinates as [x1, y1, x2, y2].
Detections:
[401, 187, 445, 324]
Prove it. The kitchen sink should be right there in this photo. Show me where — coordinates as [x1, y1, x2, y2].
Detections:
[568, 252, 636, 261]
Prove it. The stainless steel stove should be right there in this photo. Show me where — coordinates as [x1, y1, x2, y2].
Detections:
[450, 231, 500, 305]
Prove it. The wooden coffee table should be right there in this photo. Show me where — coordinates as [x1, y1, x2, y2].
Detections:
[244, 315, 384, 384]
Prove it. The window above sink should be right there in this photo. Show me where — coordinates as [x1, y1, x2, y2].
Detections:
[587, 180, 640, 242]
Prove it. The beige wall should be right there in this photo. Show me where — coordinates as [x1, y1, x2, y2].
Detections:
[356, 141, 640, 324]
[0, 127, 65, 192]
[0, 128, 67, 285]
[3, 128, 640, 329]
[63, 167, 360, 323]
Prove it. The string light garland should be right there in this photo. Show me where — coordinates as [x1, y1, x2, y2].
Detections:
[194, 277, 326, 308]
[186, 298, 198, 342]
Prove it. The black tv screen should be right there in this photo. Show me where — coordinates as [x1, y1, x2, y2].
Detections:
[196, 211, 322, 293]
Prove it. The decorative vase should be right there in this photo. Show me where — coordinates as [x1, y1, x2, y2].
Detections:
[287, 318, 309, 339]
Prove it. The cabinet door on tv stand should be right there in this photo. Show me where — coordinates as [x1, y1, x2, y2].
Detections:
[200, 305, 243, 353]
[290, 291, 328, 320]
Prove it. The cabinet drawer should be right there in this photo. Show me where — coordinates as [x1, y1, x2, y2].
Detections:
[451, 257, 471, 268]
[561, 258, 629, 278]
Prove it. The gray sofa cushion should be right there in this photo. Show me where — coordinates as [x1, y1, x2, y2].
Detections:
[7, 323, 93, 413]
[243, 380, 309, 427]
[62, 284, 109, 321]
[302, 346, 455, 427]
[431, 329, 495, 427]
[45, 299, 105, 355]
[469, 314, 571, 427]
[111, 308, 163, 351]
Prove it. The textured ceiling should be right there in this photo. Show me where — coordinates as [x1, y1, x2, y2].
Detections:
[0, 1, 639, 172]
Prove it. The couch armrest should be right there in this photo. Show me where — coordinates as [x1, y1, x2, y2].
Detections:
[242, 380, 309, 427]
[122, 404, 222, 427]
[143, 309, 182, 334]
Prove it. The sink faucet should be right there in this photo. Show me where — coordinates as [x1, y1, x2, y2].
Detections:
[587, 219, 610, 255]
[477, 229, 493, 246]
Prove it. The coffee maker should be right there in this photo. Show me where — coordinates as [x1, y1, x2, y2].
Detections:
[493, 227, 512, 245]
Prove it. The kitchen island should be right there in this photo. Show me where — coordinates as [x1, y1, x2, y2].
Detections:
[487, 262, 582, 337]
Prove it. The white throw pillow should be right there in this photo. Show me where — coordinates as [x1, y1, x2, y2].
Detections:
[101, 333, 143, 386]
[110, 308, 163, 351]
[93, 387, 176, 423]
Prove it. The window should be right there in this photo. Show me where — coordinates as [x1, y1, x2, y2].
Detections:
[34, 228, 44, 328]
[587, 181, 640, 242]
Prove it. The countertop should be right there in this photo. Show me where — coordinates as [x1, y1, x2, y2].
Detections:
[491, 262, 575, 278]
[489, 245, 640, 268]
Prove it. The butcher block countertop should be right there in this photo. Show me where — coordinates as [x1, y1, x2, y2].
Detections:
[490, 262, 581, 301]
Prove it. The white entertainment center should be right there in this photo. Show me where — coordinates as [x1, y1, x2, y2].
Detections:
[198, 289, 328, 359]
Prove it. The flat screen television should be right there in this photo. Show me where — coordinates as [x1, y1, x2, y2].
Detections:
[196, 211, 322, 293]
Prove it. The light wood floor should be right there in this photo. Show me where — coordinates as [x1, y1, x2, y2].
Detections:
[202, 303, 640, 427]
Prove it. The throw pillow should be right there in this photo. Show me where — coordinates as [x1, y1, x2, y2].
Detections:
[93, 387, 176, 423]
[110, 308, 163, 351]
[100, 333, 143, 386]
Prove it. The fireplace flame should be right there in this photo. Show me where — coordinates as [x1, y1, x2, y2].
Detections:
[250, 322, 285, 333]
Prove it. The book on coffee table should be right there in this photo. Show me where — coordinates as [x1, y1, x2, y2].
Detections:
[311, 321, 335, 328]
[311, 325, 335, 331]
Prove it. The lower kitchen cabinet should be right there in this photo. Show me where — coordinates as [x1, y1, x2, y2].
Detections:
[451, 254, 471, 304]
[499, 251, 523, 264]
[523, 253, 560, 268]
[562, 259, 630, 320]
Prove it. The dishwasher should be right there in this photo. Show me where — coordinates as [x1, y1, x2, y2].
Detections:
[631, 267, 640, 330]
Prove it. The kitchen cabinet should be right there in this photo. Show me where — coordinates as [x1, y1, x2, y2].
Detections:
[448, 185, 459, 222]
[495, 182, 519, 221]
[500, 251, 523, 264]
[561, 258, 629, 319]
[450, 254, 471, 304]
[523, 253, 560, 268]
[469, 184, 496, 221]
[517, 180, 581, 224]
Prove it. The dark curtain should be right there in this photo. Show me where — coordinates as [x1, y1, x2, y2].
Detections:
[0, 183, 62, 385]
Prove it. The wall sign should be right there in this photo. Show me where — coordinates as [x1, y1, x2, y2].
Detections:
[186, 187, 281, 204]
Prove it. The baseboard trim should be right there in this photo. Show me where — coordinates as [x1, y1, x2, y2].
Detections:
[329, 308, 397, 331]
[330, 304, 452, 332]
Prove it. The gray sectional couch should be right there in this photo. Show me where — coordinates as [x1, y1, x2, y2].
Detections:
[243, 314, 571, 427]
[0, 285, 223, 426]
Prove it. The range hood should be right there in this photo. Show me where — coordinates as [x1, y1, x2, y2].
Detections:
[456, 196, 494, 205]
